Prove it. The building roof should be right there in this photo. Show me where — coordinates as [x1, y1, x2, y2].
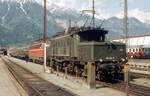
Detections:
[112, 34, 150, 41]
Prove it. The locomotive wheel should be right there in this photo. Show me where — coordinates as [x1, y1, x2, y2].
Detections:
[53, 61, 57, 70]
[59, 63, 63, 71]
[82, 64, 87, 78]
[74, 66, 80, 77]
[96, 71, 102, 80]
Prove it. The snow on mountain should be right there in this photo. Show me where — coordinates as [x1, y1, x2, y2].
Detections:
[116, 9, 150, 24]
[0, 0, 150, 47]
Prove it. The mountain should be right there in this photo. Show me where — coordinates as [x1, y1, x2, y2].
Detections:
[0, 0, 150, 47]
[0, 0, 63, 47]
[103, 17, 150, 40]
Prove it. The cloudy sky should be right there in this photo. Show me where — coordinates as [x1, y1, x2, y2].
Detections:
[46, 0, 150, 23]
[2, 0, 149, 23]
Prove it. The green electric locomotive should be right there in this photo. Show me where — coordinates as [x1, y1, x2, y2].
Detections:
[47, 27, 127, 80]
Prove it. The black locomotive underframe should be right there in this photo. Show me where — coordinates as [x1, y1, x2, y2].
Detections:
[50, 56, 124, 80]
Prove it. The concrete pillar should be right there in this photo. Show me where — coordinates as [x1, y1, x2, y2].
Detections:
[87, 62, 96, 89]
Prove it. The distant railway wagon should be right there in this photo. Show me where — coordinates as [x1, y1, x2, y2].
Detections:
[10, 48, 28, 59]
[112, 35, 150, 58]
[0, 48, 7, 55]
[28, 42, 44, 63]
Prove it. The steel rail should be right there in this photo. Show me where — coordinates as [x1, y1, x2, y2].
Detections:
[1, 57, 44, 96]
[1, 56, 75, 96]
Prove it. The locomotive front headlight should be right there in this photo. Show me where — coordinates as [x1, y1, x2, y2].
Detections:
[99, 59, 103, 62]
[121, 58, 125, 62]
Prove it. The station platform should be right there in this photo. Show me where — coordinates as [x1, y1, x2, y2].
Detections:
[0, 57, 28, 96]
[7, 56, 125, 96]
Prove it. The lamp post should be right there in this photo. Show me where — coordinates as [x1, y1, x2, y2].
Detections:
[43, 0, 47, 72]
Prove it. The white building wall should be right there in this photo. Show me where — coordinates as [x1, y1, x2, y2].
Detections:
[113, 36, 150, 47]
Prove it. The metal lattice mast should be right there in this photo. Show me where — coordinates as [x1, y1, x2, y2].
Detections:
[82, 0, 96, 28]
[124, 0, 129, 52]
[92, 0, 95, 27]
[124, 1, 130, 96]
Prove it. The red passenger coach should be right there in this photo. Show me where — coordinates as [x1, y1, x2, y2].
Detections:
[29, 42, 44, 62]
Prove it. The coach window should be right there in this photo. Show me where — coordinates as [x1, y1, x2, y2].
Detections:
[133, 49, 135, 52]
[129, 49, 131, 52]
[136, 49, 138, 52]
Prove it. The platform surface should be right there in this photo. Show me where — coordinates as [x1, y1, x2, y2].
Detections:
[131, 78, 150, 87]
[129, 59, 150, 63]
[0, 57, 28, 96]
[7, 56, 126, 96]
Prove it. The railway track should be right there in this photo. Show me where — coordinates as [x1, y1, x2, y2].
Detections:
[131, 67, 150, 72]
[96, 80, 150, 96]
[4, 56, 150, 96]
[1, 56, 75, 96]
[50, 65, 150, 96]
[130, 72, 150, 79]
[52, 65, 150, 96]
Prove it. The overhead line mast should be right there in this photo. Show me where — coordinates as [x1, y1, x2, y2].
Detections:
[43, 0, 47, 72]
[124, 0, 129, 53]
[92, 0, 95, 27]
[124, 0, 129, 39]
[44, 0, 46, 43]
[124, 1, 130, 95]
[82, 0, 96, 28]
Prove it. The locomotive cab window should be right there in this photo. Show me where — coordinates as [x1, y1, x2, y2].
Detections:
[78, 29, 108, 42]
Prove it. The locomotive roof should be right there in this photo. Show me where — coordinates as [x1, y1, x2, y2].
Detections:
[51, 27, 108, 39]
